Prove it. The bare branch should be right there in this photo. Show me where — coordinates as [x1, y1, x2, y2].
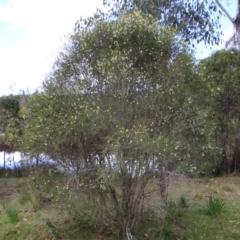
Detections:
[215, 0, 234, 24]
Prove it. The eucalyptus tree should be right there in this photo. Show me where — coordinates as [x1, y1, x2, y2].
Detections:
[22, 9, 198, 235]
[215, 0, 240, 49]
[102, 0, 223, 46]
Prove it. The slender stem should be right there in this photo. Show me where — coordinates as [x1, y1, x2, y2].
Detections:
[215, 0, 234, 24]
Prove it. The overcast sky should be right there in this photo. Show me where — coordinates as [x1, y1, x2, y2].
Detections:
[0, 0, 237, 96]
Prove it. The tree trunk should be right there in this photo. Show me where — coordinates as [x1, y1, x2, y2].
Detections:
[220, 149, 228, 174]
[159, 165, 169, 207]
[232, 136, 240, 172]
[36, 156, 39, 168]
[234, 0, 240, 49]
[216, 0, 240, 49]
[3, 150, 6, 177]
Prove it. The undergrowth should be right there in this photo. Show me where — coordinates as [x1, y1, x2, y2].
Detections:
[1, 172, 240, 239]
[206, 196, 226, 217]
[6, 207, 19, 223]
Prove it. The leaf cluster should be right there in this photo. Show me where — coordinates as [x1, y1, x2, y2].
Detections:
[103, 0, 223, 46]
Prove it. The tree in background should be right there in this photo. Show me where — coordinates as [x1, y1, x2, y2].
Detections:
[0, 95, 22, 173]
[199, 49, 240, 174]
[215, 0, 240, 49]
[0, 96, 23, 151]
[102, 0, 223, 46]
[235, 0, 240, 48]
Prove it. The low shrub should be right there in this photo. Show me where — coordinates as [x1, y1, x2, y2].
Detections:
[206, 196, 226, 217]
[6, 207, 19, 223]
[178, 195, 188, 208]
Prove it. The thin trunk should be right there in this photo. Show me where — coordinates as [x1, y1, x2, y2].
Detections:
[233, 0, 240, 49]
[235, 18, 240, 49]
[231, 115, 240, 172]
[232, 135, 240, 171]
[21, 90, 28, 104]
[159, 165, 169, 207]
[220, 149, 228, 174]
[215, 0, 240, 49]
[3, 150, 6, 177]
[36, 156, 39, 168]
[215, 0, 234, 24]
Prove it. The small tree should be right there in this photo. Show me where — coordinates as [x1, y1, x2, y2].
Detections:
[22, 9, 197, 236]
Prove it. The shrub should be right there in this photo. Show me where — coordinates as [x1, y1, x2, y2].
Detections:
[206, 196, 226, 217]
[178, 195, 188, 208]
[6, 207, 19, 223]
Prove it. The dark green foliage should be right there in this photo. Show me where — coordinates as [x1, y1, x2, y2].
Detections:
[1, 97, 20, 119]
[160, 226, 177, 240]
[0, 95, 23, 153]
[6, 207, 19, 223]
[178, 195, 188, 208]
[199, 49, 240, 174]
[206, 196, 226, 217]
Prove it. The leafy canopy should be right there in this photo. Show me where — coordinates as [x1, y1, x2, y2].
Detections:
[199, 49, 240, 173]
[103, 0, 223, 46]
[21, 9, 200, 233]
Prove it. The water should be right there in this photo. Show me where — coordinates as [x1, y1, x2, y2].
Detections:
[0, 152, 49, 169]
[0, 151, 22, 169]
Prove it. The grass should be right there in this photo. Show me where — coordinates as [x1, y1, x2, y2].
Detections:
[206, 196, 226, 217]
[6, 207, 19, 223]
[1, 175, 240, 239]
[173, 201, 240, 240]
[165, 176, 240, 239]
[178, 195, 188, 208]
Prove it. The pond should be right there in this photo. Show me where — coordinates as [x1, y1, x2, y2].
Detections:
[0, 151, 22, 169]
[0, 152, 53, 169]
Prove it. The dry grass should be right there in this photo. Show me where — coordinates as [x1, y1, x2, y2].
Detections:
[167, 175, 240, 203]
[2, 175, 240, 239]
[141, 175, 240, 239]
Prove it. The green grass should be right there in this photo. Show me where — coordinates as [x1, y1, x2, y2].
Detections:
[165, 176, 240, 239]
[173, 201, 240, 240]
[206, 196, 226, 217]
[178, 195, 188, 208]
[6, 207, 19, 223]
[1, 175, 240, 239]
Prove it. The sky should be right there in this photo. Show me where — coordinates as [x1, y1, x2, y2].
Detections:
[0, 0, 238, 97]
[0, 0, 109, 96]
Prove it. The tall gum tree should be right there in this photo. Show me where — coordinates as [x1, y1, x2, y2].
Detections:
[215, 0, 240, 48]
[103, 0, 224, 46]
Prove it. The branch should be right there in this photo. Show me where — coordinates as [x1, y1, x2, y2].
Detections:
[215, 0, 234, 24]
[21, 90, 28, 104]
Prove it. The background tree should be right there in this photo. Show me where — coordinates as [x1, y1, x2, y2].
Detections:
[235, 0, 240, 48]
[214, 0, 240, 49]
[0, 95, 22, 174]
[102, 0, 223, 46]
[199, 49, 240, 174]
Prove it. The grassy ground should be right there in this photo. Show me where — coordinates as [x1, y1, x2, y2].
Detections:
[167, 175, 240, 240]
[1, 175, 240, 239]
